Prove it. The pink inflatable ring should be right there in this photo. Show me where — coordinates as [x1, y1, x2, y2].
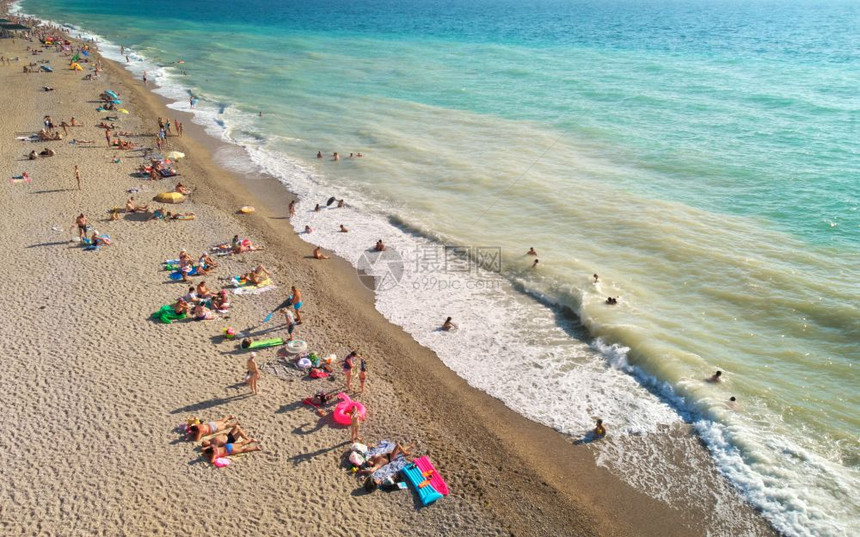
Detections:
[332, 392, 366, 426]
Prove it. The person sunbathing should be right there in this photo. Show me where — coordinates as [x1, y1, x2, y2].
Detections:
[172, 298, 190, 316]
[39, 147, 55, 157]
[188, 415, 237, 441]
[357, 442, 415, 476]
[71, 138, 94, 144]
[313, 247, 330, 260]
[196, 281, 213, 299]
[168, 211, 196, 220]
[125, 197, 148, 213]
[89, 233, 110, 247]
[117, 139, 135, 150]
[202, 438, 261, 464]
[211, 290, 231, 312]
[243, 264, 270, 285]
[199, 252, 217, 269]
[148, 207, 166, 221]
[201, 423, 252, 448]
[174, 182, 191, 194]
[193, 303, 215, 321]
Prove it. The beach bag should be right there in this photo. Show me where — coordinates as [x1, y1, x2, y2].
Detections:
[350, 442, 368, 455]
[349, 452, 366, 467]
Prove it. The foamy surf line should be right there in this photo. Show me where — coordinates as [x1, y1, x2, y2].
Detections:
[12, 4, 852, 534]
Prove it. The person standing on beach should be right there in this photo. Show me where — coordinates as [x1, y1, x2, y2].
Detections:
[288, 199, 296, 218]
[74, 165, 81, 190]
[349, 406, 363, 443]
[343, 351, 356, 392]
[289, 285, 303, 323]
[282, 307, 297, 341]
[359, 358, 368, 394]
[247, 352, 260, 395]
[142, 70, 147, 86]
[104, 128, 111, 147]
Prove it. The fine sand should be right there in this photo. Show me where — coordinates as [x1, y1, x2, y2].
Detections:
[0, 18, 777, 537]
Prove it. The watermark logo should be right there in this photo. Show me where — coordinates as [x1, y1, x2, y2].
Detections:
[355, 248, 405, 292]
[356, 245, 503, 292]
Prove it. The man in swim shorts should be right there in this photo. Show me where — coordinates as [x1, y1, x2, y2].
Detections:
[289, 285, 303, 323]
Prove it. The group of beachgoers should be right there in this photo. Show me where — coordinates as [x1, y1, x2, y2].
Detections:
[316, 151, 363, 161]
[185, 415, 262, 465]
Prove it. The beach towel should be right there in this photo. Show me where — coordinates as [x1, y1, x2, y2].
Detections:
[230, 277, 275, 295]
[366, 440, 396, 458]
[371, 456, 411, 484]
[152, 304, 187, 324]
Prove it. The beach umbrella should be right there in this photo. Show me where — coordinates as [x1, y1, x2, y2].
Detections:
[165, 151, 185, 160]
[153, 192, 185, 204]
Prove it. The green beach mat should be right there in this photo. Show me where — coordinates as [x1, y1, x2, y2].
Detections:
[248, 337, 285, 349]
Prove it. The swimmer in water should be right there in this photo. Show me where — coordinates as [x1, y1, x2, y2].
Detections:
[708, 370, 723, 383]
[339, 224, 349, 233]
[527, 247, 537, 256]
[594, 418, 606, 438]
[532, 259, 539, 268]
[593, 274, 599, 284]
[304, 225, 312, 234]
[442, 317, 457, 331]
[605, 296, 618, 305]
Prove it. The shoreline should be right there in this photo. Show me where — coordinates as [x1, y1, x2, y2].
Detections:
[1, 8, 778, 537]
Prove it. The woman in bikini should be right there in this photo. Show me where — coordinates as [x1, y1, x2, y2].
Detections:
[202, 439, 262, 464]
[188, 415, 237, 441]
[201, 423, 252, 448]
[357, 443, 415, 476]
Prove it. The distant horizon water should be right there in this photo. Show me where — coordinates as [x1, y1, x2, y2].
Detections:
[14, 1, 859, 535]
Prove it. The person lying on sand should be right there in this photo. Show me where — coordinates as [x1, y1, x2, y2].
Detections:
[357, 442, 415, 476]
[243, 264, 270, 285]
[202, 438, 261, 463]
[147, 207, 166, 221]
[201, 423, 253, 448]
[166, 211, 196, 220]
[89, 233, 110, 247]
[125, 197, 148, 213]
[174, 182, 191, 195]
[188, 415, 238, 442]
[71, 139, 95, 144]
[39, 147, 55, 157]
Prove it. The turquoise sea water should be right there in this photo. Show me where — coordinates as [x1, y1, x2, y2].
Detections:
[15, 1, 859, 535]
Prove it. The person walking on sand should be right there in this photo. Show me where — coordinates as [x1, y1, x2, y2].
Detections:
[349, 406, 363, 443]
[359, 358, 368, 394]
[246, 352, 260, 395]
[288, 286, 303, 323]
[74, 165, 81, 190]
[288, 199, 296, 218]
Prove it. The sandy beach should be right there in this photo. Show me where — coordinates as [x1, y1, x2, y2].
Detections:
[0, 13, 778, 537]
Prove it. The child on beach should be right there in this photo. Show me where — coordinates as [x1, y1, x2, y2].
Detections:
[594, 419, 606, 438]
[359, 358, 368, 394]
[349, 406, 363, 443]
[246, 352, 260, 395]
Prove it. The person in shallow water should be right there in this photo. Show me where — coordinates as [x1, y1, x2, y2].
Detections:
[708, 370, 723, 383]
